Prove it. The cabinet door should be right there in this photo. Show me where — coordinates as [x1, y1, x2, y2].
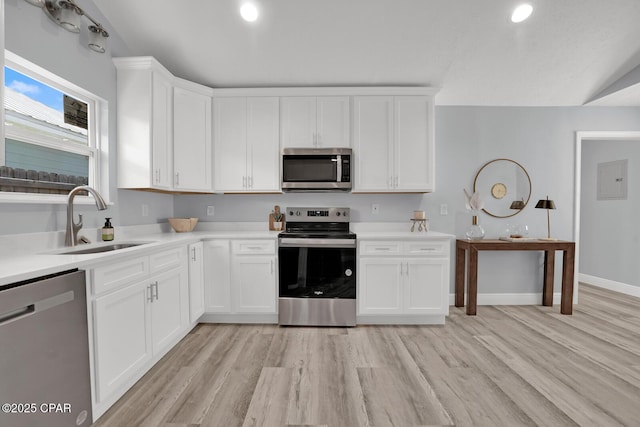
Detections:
[395, 96, 434, 191]
[151, 72, 173, 189]
[203, 240, 231, 313]
[150, 266, 188, 354]
[93, 282, 151, 402]
[316, 96, 350, 147]
[247, 97, 280, 192]
[188, 242, 205, 323]
[173, 86, 212, 192]
[214, 97, 247, 191]
[404, 258, 448, 314]
[352, 96, 394, 192]
[281, 97, 316, 148]
[358, 257, 403, 314]
[232, 255, 277, 313]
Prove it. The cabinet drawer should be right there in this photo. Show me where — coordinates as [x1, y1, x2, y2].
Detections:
[232, 240, 276, 255]
[92, 256, 149, 295]
[150, 247, 185, 273]
[359, 241, 402, 256]
[404, 241, 448, 256]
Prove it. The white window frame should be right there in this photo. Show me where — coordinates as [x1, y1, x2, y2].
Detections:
[1, 50, 110, 205]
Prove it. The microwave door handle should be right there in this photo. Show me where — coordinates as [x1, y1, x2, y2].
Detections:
[336, 155, 342, 182]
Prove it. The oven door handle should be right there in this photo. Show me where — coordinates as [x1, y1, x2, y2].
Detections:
[279, 238, 356, 248]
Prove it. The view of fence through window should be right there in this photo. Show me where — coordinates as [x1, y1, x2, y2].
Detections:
[2, 66, 92, 195]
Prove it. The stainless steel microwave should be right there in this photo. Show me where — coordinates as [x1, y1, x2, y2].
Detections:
[282, 148, 352, 192]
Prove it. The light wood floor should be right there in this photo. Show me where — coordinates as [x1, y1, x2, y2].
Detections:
[94, 284, 640, 426]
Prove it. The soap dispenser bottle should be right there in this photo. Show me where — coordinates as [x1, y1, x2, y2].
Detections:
[102, 218, 114, 241]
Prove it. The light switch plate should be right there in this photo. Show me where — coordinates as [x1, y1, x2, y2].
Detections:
[207, 206, 215, 216]
[440, 204, 448, 215]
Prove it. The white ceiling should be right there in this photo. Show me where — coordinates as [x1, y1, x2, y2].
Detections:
[92, 0, 640, 106]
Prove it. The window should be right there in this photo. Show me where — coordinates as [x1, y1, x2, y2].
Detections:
[2, 51, 108, 202]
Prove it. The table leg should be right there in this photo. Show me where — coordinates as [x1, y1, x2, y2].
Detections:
[467, 247, 478, 315]
[543, 250, 555, 306]
[561, 246, 575, 314]
[455, 245, 466, 307]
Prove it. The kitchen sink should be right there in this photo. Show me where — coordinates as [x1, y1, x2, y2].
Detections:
[57, 243, 148, 255]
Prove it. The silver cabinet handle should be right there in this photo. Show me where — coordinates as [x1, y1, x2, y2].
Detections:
[175, 172, 180, 186]
[249, 176, 253, 188]
[242, 176, 247, 188]
[395, 176, 398, 188]
[375, 247, 391, 251]
[406, 263, 409, 276]
[158, 169, 161, 183]
[191, 247, 196, 261]
[149, 281, 159, 301]
[270, 260, 274, 274]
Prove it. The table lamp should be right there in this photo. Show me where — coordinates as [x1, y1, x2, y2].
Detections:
[535, 196, 556, 240]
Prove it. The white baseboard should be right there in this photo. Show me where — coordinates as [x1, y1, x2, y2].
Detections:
[448, 292, 561, 306]
[579, 273, 640, 298]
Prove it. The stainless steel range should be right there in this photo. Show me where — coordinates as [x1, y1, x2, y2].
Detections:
[278, 207, 356, 326]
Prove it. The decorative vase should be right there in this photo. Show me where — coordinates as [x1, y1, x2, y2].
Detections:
[465, 215, 485, 240]
[273, 221, 283, 231]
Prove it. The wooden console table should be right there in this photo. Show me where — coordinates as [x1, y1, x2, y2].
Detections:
[455, 239, 576, 315]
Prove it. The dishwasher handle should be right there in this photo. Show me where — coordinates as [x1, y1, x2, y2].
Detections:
[0, 290, 75, 326]
[0, 304, 35, 326]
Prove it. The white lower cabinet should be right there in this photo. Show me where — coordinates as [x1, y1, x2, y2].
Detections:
[90, 246, 190, 418]
[93, 281, 151, 402]
[358, 239, 450, 321]
[188, 241, 205, 322]
[203, 239, 277, 319]
[203, 239, 232, 313]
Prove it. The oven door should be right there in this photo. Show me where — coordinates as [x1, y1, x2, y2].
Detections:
[278, 239, 356, 299]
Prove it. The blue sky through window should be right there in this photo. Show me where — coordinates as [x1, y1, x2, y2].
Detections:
[4, 66, 64, 112]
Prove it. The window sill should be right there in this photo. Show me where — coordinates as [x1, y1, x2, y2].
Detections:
[0, 193, 112, 205]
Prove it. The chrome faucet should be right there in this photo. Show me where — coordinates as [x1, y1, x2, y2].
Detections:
[65, 185, 108, 247]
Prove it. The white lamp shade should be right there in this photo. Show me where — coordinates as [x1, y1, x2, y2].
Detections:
[88, 27, 106, 53]
[59, 4, 81, 33]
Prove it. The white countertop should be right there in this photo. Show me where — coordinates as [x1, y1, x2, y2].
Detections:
[0, 222, 453, 287]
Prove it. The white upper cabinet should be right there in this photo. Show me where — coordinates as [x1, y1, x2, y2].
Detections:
[173, 80, 213, 192]
[353, 95, 434, 192]
[114, 57, 214, 193]
[395, 96, 434, 191]
[281, 96, 350, 148]
[114, 57, 174, 191]
[214, 97, 280, 192]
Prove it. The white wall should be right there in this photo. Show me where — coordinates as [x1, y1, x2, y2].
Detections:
[1, 0, 174, 235]
[580, 140, 640, 288]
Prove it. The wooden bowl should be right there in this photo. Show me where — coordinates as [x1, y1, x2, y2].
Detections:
[168, 217, 198, 233]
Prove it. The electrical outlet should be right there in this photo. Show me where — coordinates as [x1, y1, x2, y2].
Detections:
[142, 204, 149, 217]
[440, 204, 448, 216]
[371, 204, 380, 214]
[207, 206, 215, 216]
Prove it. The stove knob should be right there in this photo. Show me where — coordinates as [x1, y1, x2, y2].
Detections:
[289, 211, 294, 216]
[336, 211, 341, 217]
[343, 211, 348, 217]
[295, 210, 301, 216]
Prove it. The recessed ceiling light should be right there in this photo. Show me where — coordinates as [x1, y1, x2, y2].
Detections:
[511, 4, 533, 23]
[240, 3, 258, 22]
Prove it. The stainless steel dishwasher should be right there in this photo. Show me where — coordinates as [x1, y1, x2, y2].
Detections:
[0, 269, 92, 427]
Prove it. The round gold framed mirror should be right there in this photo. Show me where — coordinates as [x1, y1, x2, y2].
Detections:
[473, 158, 531, 218]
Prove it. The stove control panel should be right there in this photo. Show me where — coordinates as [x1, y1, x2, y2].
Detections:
[286, 207, 350, 222]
